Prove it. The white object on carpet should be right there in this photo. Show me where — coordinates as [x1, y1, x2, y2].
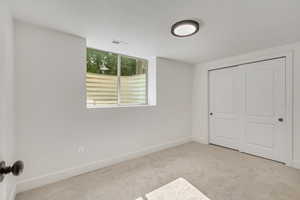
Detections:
[137, 178, 210, 200]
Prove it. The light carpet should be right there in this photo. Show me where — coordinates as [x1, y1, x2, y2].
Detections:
[16, 142, 300, 200]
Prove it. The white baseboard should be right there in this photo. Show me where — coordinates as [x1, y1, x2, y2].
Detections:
[191, 137, 208, 144]
[292, 160, 300, 169]
[192, 138, 300, 170]
[17, 137, 192, 193]
[9, 184, 16, 200]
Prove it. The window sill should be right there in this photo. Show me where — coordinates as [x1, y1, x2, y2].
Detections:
[87, 104, 156, 109]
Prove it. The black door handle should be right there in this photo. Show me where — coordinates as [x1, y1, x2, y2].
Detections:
[209, 112, 213, 116]
[0, 160, 24, 182]
[278, 118, 284, 122]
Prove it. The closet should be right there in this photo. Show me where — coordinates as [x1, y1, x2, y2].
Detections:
[209, 58, 286, 162]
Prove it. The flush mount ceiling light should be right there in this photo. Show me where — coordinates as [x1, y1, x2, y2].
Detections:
[171, 20, 200, 37]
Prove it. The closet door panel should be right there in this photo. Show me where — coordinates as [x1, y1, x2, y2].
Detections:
[241, 58, 285, 162]
[209, 67, 242, 150]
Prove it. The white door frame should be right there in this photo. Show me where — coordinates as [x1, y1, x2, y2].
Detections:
[202, 51, 293, 166]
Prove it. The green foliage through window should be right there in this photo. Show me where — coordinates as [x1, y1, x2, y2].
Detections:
[87, 48, 117, 75]
[87, 48, 147, 76]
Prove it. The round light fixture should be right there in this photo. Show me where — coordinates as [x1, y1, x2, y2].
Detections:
[171, 20, 200, 37]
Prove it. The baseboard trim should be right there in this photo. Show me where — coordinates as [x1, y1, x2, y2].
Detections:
[191, 137, 208, 144]
[9, 184, 16, 200]
[17, 137, 192, 193]
[192, 138, 300, 170]
[292, 160, 300, 169]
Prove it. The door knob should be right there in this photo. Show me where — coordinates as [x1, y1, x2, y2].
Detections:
[209, 112, 213, 116]
[278, 118, 284, 122]
[0, 160, 24, 183]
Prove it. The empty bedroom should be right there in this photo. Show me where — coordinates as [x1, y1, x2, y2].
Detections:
[0, 0, 300, 200]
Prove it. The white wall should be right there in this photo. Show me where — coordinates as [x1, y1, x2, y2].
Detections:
[192, 42, 300, 169]
[0, 3, 16, 200]
[15, 21, 194, 192]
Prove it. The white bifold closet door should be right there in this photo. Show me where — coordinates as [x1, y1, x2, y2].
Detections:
[209, 58, 286, 163]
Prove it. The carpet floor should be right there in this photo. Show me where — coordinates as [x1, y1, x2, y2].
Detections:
[16, 142, 300, 200]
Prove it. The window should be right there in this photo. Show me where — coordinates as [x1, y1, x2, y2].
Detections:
[86, 48, 148, 108]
